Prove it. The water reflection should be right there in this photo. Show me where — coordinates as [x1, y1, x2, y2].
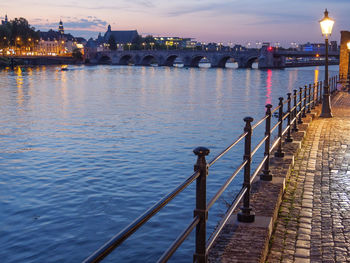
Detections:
[314, 69, 319, 84]
[266, 69, 272, 105]
[16, 67, 24, 107]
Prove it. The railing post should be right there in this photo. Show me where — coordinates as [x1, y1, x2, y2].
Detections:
[315, 82, 319, 106]
[292, 89, 298, 132]
[238, 117, 255, 223]
[307, 84, 311, 113]
[311, 83, 316, 109]
[302, 85, 307, 117]
[193, 147, 210, 263]
[319, 81, 323, 103]
[286, 93, 293, 142]
[298, 87, 303, 123]
[275, 97, 285, 158]
[261, 105, 272, 181]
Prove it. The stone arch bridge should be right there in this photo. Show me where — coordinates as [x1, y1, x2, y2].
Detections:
[91, 49, 260, 68]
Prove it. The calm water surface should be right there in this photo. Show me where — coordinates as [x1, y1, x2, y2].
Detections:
[0, 64, 338, 262]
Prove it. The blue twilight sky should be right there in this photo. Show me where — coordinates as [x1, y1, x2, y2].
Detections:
[0, 0, 349, 47]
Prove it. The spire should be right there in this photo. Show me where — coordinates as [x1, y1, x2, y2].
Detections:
[107, 24, 111, 32]
[5, 14, 7, 23]
[58, 19, 64, 35]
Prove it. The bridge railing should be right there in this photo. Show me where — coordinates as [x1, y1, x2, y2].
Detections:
[83, 74, 339, 263]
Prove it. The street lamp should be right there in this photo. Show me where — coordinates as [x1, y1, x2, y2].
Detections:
[127, 43, 131, 51]
[319, 8, 334, 118]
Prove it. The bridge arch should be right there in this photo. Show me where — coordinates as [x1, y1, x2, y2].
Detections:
[98, 55, 112, 64]
[245, 56, 259, 68]
[217, 56, 238, 68]
[190, 55, 208, 67]
[119, 55, 133, 65]
[165, 55, 179, 66]
[141, 55, 158, 66]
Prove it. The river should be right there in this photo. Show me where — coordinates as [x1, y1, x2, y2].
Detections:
[0, 64, 338, 262]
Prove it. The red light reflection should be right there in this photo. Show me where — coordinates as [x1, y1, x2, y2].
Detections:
[266, 69, 272, 105]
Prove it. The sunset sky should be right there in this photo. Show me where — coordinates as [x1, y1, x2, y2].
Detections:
[0, 0, 348, 47]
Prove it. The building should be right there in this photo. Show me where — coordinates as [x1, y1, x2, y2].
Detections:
[35, 21, 85, 56]
[300, 42, 338, 52]
[103, 25, 138, 49]
[153, 36, 193, 49]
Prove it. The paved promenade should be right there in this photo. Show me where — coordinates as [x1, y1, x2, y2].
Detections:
[267, 91, 350, 263]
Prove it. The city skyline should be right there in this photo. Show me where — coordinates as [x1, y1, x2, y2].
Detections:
[0, 0, 348, 46]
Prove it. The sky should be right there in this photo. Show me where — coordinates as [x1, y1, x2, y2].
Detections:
[0, 0, 349, 47]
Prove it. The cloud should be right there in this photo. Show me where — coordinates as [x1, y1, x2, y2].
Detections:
[32, 16, 108, 31]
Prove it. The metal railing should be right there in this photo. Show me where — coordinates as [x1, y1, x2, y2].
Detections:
[83, 74, 339, 263]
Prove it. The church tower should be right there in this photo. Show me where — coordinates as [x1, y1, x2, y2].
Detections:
[58, 20, 64, 35]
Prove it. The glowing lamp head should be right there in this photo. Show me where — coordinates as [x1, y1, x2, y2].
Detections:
[267, 46, 273, 52]
[347, 41, 350, 50]
[319, 9, 334, 37]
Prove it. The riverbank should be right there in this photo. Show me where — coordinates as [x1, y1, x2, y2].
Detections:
[0, 56, 82, 68]
[208, 90, 347, 262]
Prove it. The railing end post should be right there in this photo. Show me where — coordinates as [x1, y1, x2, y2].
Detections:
[193, 146, 209, 263]
[237, 207, 255, 223]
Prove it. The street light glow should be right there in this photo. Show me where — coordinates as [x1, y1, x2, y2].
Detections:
[319, 9, 334, 37]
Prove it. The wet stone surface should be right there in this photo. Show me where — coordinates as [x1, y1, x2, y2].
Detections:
[267, 91, 350, 262]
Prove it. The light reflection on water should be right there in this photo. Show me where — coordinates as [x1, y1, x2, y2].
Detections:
[0, 65, 338, 263]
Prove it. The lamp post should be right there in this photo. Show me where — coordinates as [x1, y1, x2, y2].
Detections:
[319, 9, 334, 118]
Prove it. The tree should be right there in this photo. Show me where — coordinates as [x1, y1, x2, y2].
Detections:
[108, 35, 117, 51]
[0, 17, 39, 50]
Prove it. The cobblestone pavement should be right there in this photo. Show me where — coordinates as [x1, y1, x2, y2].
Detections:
[267, 91, 350, 263]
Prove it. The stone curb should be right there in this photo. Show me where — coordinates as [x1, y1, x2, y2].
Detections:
[208, 106, 321, 263]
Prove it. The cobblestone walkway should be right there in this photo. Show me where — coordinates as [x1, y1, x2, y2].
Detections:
[267, 91, 350, 263]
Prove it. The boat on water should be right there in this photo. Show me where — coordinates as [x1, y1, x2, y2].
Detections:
[61, 65, 69, 71]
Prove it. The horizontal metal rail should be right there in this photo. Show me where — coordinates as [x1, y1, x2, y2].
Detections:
[83, 170, 200, 263]
[251, 135, 268, 158]
[207, 160, 247, 210]
[208, 132, 247, 168]
[206, 187, 247, 253]
[157, 216, 200, 263]
[250, 155, 268, 183]
[270, 121, 280, 134]
[84, 74, 338, 263]
[252, 115, 268, 130]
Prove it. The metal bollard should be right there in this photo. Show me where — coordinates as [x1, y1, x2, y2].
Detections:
[286, 93, 293, 142]
[261, 104, 272, 181]
[238, 117, 255, 223]
[275, 97, 285, 158]
[292, 89, 298, 132]
[193, 147, 210, 263]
